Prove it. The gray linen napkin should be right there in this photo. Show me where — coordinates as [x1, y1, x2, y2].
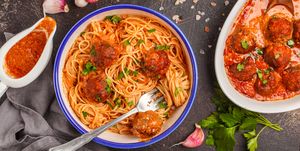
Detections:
[0, 33, 109, 151]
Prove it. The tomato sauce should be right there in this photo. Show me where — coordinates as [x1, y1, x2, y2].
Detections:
[224, 0, 300, 101]
[4, 17, 56, 78]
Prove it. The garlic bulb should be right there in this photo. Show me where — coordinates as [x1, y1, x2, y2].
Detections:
[43, 0, 69, 14]
[75, 0, 88, 7]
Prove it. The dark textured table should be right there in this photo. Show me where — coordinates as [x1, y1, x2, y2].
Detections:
[0, 0, 299, 151]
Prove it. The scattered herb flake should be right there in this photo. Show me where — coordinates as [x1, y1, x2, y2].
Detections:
[148, 28, 156, 33]
[287, 39, 295, 48]
[241, 39, 249, 49]
[82, 111, 88, 118]
[90, 45, 96, 56]
[158, 101, 168, 109]
[155, 44, 170, 50]
[256, 48, 263, 55]
[174, 87, 182, 97]
[137, 39, 144, 46]
[80, 32, 86, 36]
[133, 70, 139, 76]
[257, 70, 263, 80]
[106, 78, 112, 86]
[127, 100, 134, 107]
[82, 61, 96, 75]
[237, 63, 245, 72]
[105, 15, 122, 24]
[124, 40, 130, 46]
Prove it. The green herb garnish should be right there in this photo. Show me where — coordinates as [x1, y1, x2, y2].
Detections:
[174, 87, 182, 97]
[106, 101, 114, 109]
[90, 45, 96, 56]
[106, 78, 112, 86]
[82, 111, 88, 118]
[158, 101, 167, 109]
[114, 98, 121, 107]
[155, 44, 170, 50]
[262, 79, 268, 85]
[256, 48, 263, 55]
[95, 95, 102, 102]
[257, 70, 263, 80]
[137, 39, 144, 46]
[80, 32, 86, 36]
[241, 39, 249, 49]
[132, 70, 139, 76]
[148, 28, 156, 33]
[237, 63, 245, 72]
[105, 85, 111, 94]
[199, 86, 282, 151]
[287, 39, 295, 48]
[127, 100, 134, 107]
[105, 15, 122, 24]
[82, 61, 96, 75]
[124, 40, 130, 46]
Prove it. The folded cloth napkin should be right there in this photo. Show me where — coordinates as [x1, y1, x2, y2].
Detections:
[0, 33, 109, 151]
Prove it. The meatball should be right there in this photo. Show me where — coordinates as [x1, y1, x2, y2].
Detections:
[293, 20, 300, 44]
[282, 65, 300, 91]
[230, 28, 256, 54]
[82, 76, 110, 102]
[264, 44, 291, 69]
[132, 111, 163, 139]
[229, 57, 257, 81]
[267, 17, 293, 43]
[92, 41, 119, 69]
[142, 50, 170, 79]
[255, 71, 281, 96]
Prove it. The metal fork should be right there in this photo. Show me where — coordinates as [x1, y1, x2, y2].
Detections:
[49, 88, 163, 151]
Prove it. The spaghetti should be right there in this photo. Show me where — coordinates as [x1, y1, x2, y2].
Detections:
[62, 15, 190, 138]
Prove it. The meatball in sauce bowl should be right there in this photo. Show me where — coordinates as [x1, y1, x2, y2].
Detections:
[216, 0, 300, 113]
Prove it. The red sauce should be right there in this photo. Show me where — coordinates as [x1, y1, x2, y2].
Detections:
[4, 17, 56, 78]
[224, 0, 300, 101]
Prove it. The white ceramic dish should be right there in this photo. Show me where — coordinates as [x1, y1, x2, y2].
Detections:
[53, 4, 198, 149]
[215, 0, 300, 113]
[0, 17, 57, 97]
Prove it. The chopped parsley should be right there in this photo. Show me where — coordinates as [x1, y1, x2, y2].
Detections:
[118, 67, 130, 79]
[264, 68, 271, 74]
[127, 100, 134, 107]
[106, 101, 114, 109]
[255, 48, 263, 55]
[82, 111, 88, 118]
[132, 70, 139, 76]
[287, 39, 295, 48]
[124, 40, 130, 46]
[114, 98, 121, 107]
[158, 101, 168, 109]
[148, 28, 156, 33]
[237, 63, 245, 72]
[257, 70, 263, 80]
[155, 44, 170, 50]
[105, 15, 122, 24]
[90, 45, 96, 56]
[95, 95, 102, 102]
[80, 32, 86, 36]
[106, 78, 112, 86]
[174, 87, 182, 97]
[105, 85, 111, 94]
[241, 39, 249, 49]
[262, 79, 268, 85]
[82, 61, 96, 75]
[136, 39, 144, 46]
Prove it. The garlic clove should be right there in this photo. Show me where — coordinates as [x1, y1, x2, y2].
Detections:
[171, 124, 205, 148]
[75, 0, 88, 7]
[43, 0, 69, 14]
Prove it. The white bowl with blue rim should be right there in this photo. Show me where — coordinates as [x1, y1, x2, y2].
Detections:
[215, 0, 300, 113]
[54, 4, 198, 149]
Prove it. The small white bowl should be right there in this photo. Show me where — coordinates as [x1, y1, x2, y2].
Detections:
[215, 0, 300, 113]
[0, 17, 56, 97]
[53, 4, 198, 149]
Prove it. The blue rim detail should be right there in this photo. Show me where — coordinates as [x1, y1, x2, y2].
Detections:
[53, 4, 198, 149]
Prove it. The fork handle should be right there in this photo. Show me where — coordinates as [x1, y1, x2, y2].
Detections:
[49, 108, 138, 151]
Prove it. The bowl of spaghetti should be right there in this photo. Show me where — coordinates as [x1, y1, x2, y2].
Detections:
[54, 4, 197, 149]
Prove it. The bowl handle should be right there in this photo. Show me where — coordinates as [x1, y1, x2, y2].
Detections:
[0, 82, 8, 98]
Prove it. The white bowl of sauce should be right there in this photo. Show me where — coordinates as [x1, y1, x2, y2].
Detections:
[216, 0, 300, 113]
[0, 17, 56, 97]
